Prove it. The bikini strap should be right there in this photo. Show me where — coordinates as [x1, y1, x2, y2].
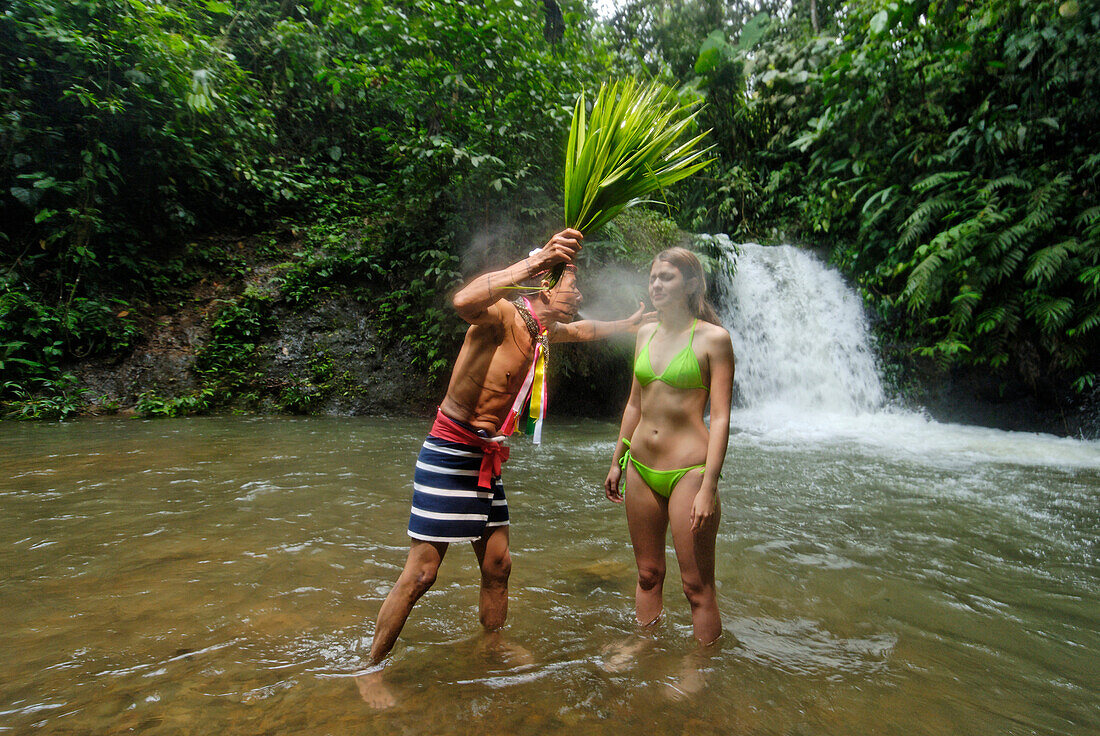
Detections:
[618, 437, 632, 471]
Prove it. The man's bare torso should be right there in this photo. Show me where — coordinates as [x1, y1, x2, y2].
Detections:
[439, 301, 537, 434]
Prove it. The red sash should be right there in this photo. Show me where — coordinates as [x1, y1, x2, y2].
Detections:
[430, 409, 510, 490]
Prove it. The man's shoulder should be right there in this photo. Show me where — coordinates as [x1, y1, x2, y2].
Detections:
[465, 298, 519, 332]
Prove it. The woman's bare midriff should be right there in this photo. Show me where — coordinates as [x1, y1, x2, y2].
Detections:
[629, 384, 710, 469]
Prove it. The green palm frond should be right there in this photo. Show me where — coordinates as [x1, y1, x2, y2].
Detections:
[552, 78, 714, 285]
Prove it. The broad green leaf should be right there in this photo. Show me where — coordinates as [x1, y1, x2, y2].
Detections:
[870, 10, 889, 34]
[737, 12, 770, 51]
[695, 31, 729, 75]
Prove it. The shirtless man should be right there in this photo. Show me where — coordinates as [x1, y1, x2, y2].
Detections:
[358, 228, 650, 707]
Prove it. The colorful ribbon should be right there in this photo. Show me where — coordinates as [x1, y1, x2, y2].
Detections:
[501, 297, 548, 444]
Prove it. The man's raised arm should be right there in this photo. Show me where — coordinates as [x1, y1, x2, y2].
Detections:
[452, 229, 583, 325]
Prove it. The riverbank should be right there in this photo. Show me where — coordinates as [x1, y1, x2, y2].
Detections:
[9, 231, 1096, 439]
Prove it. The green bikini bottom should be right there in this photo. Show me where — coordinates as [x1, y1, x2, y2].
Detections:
[619, 439, 705, 499]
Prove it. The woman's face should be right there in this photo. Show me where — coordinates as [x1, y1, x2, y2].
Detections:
[648, 259, 693, 309]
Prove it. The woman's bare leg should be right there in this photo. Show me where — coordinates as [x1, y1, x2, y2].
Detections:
[667, 471, 722, 645]
[623, 463, 669, 627]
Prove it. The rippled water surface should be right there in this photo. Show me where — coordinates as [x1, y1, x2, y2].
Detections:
[1, 415, 1098, 735]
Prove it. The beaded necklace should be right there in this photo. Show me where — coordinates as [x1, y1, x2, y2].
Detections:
[512, 297, 549, 365]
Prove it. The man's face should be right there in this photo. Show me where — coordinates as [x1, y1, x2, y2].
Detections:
[547, 270, 583, 322]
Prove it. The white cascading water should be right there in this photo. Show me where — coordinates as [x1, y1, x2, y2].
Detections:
[712, 239, 1100, 468]
[719, 242, 885, 415]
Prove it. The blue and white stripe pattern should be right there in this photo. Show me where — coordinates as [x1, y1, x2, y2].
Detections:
[407, 435, 508, 543]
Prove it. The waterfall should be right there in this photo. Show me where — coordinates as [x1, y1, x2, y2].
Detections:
[716, 242, 886, 416]
[703, 239, 1100, 465]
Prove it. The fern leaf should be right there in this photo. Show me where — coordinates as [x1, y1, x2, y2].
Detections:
[1078, 265, 1100, 299]
[948, 288, 982, 330]
[1075, 206, 1100, 240]
[902, 251, 945, 311]
[1026, 295, 1074, 334]
[1067, 305, 1100, 337]
[1074, 206, 1100, 228]
[913, 170, 969, 193]
[993, 221, 1032, 255]
[1078, 153, 1100, 176]
[974, 305, 1007, 334]
[899, 195, 953, 250]
[1022, 173, 1070, 231]
[1024, 240, 1077, 286]
[982, 174, 1030, 194]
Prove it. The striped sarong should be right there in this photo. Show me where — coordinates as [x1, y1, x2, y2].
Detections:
[407, 434, 509, 543]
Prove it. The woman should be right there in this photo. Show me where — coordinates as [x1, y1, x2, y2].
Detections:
[605, 247, 735, 646]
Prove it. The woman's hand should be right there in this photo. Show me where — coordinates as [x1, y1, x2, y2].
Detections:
[690, 487, 719, 533]
[605, 464, 624, 503]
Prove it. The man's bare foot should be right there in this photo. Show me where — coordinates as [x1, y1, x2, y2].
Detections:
[355, 670, 396, 710]
[478, 631, 535, 668]
[599, 636, 651, 673]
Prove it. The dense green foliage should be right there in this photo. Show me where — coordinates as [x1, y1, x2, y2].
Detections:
[2, 0, 616, 414]
[610, 0, 1099, 394]
[3, 0, 1098, 419]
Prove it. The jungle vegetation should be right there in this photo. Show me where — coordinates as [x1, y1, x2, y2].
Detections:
[2, 0, 1097, 418]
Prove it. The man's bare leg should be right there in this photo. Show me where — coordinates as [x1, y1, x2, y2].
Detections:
[357, 539, 447, 708]
[472, 526, 533, 666]
[472, 525, 510, 630]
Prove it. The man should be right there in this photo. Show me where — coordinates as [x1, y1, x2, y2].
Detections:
[358, 228, 650, 707]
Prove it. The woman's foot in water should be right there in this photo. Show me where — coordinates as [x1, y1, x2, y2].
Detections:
[665, 663, 706, 701]
[355, 670, 396, 710]
[664, 634, 724, 700]
[600, 636, 653, 673]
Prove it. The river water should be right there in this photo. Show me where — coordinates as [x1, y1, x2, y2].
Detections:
[1, 414, 1097, 735]
[2, 244, 1098, 734]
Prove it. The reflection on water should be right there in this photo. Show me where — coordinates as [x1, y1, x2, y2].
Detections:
[1, 415, 1097, 735]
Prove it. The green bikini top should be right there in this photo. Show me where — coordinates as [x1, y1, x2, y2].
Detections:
[634, 319, 708, 391]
